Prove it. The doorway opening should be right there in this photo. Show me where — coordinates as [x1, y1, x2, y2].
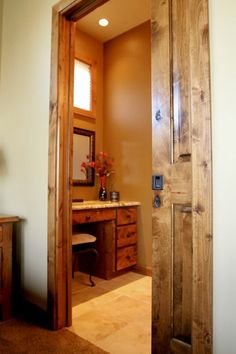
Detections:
[70, 1, 152, 352]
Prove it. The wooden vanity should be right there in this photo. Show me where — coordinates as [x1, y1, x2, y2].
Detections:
[0, 215, 19, 320]
[72, 201, 140, 279]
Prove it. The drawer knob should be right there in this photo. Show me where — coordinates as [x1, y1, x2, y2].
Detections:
[126, 255, 131, 260]
[85, 215, 91, 221]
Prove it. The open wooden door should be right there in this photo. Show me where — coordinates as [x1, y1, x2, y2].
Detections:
[151, 0, 212, 353]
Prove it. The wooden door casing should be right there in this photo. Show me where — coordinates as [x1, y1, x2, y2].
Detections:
[152, 0, 212, 353]
[48, 0, 109, 330]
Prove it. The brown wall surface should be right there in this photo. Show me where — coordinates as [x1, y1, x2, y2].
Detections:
[103, 22, 152, 269]
[72, 29, 104, 200]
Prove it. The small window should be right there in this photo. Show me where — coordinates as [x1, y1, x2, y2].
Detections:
[73, 57, 96, 119]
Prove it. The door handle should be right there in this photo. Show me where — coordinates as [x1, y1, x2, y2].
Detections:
[153, 195, 161, 208]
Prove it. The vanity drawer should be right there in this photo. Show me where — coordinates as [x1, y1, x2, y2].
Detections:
[117, 207, 137, 225]
[0, 226, 3, 243]
[0, 247, 2, 289]
[116, 245, 137, 271]
[72, 208, 116, 224]
[117, 224, 137, 248]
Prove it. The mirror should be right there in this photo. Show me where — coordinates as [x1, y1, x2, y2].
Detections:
[73, 127, 95, 186]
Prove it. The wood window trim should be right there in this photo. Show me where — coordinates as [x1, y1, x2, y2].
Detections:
[73, 55, 97, 119]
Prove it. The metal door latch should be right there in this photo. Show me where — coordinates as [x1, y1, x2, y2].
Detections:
[153, 195, 161, 208]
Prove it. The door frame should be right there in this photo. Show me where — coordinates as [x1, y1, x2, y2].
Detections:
[48, 0, 108, 329]
[48, 2, 212, 352]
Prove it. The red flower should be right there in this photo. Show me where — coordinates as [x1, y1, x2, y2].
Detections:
[81, 151, 114, 177]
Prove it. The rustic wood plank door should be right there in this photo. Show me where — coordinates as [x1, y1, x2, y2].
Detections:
[151, 1, 212, 353]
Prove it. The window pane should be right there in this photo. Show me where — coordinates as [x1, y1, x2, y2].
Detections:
[74, 59, 91, 111]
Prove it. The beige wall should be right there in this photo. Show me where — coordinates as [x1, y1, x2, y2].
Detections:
[104, 22, 152, 269]
[0, 0, 56, 309]
[0, 0, 3, 82]
[73, 29, 104, 200]
[209, 0, 236, 352]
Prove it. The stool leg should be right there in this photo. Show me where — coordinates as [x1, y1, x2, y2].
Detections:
[72, 247, 99, 286]
[72, 252, 76, 278]
[88, 248, 99, 287]
[89, 274, 95, 287]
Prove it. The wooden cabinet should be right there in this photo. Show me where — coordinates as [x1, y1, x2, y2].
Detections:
[116, 207, 137, 271]
[0, 216, 19, 321]
[117, 207, 137, 225]
[72, 205, 138, 278]
[73, 208, 116, 224]
[117, 224, 137, 248]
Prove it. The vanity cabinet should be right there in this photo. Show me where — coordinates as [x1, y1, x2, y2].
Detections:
[0, 216, 19, 321]
[116, 207, 137, 271]
[72, 203, 139, 279]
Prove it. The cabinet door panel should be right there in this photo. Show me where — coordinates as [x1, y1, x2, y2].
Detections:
[116, 246, 137, 271]
[117, 207, 137, 225]
[117, 224, 137, 248]
[72, 209, 116, 224]
[0, 247, 3, 289]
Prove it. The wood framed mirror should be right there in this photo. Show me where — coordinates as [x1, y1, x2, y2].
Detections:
[72, 127, 95, 186]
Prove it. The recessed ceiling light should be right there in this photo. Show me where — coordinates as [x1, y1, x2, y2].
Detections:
[99, 18, 109, 27]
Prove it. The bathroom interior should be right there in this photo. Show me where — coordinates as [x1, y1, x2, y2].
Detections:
[70, 0, 152, 353]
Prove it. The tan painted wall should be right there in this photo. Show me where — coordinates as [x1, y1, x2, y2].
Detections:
[103, 22, 152, 269]
[72, 29, 104, 201]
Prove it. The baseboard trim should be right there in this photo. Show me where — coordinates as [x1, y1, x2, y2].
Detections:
[15, 297, 49, 328]
[133, 265, 152, 276]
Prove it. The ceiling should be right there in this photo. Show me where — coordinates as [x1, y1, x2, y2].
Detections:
[76, 0, 151, 43]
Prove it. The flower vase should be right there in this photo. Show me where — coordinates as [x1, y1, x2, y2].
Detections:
[99, 175, 107, 201]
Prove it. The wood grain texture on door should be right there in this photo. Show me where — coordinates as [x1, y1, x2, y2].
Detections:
[152, 0, 212, 353]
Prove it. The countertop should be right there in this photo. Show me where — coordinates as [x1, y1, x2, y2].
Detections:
[72, 200, 140, 211]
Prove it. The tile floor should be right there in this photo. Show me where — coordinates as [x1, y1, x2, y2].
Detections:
[69, 271, 151, 354]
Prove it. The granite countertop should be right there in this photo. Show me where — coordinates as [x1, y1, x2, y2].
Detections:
[72, 200, 140, 210]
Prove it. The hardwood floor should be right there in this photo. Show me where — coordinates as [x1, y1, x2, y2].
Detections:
[70, 271, 151, 354]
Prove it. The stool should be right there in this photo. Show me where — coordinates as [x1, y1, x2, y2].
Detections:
[72, 233, 99, 287]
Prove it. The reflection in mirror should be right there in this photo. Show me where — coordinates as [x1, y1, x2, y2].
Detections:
[73, 127, 95, 186]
